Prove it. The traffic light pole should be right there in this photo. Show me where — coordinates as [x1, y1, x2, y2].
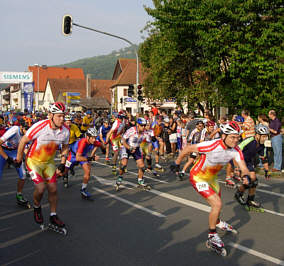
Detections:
[72, 22, 140, 114]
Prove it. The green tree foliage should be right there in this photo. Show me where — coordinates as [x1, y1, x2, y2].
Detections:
[140, 0, 283, 116]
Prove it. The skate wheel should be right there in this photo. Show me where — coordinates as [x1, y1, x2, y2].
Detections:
[206, 240, 210, 249]
[221, 248, 227, 256]
[27, 203, 31, 209]
[40, 224, 45, 230]
[115, 185, 120, 191]
[61, 228, 67, 235]
[231, 229, 238, 234]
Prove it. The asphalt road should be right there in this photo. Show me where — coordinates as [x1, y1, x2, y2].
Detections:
[0, 155, 284, 266]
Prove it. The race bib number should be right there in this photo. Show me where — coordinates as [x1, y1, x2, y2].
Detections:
[196, 182, 209, 192]
[30, 170, 38, 181]
[65, 160, 72, 168]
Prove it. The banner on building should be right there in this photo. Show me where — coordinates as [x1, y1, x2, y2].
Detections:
[23, 82, 34, 112]
[0, 72, 33, 83]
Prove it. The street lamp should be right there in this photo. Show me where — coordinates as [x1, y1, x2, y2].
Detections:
[62, 15, 140, 113]
[34, 64, 40, 111]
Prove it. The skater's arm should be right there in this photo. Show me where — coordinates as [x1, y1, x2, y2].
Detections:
[0, 139, 8, 159]
[175, 144, 198, 165]
[16, 136, 30, 163]
[236, 160, 250, 184]
[60, 144, 69, 165]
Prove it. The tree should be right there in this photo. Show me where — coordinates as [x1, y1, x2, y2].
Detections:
[140, 0, 283, 116]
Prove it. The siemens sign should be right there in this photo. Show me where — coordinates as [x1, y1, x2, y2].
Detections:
[0, 72, 33, 83]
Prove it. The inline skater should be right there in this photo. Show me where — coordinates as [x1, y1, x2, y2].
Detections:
[140, 120, 159, 177]
[106, 111, 126, 175]
[81, 110, 93, 134]
[115, 118, 151, 191]
[0, 120, 30, 208]
[97, 119, 111, 164]
[64, 127, 100, 198]
[178, 120, 205, 180]
[16, 102, 69, 234]
[234, 124, 270, 211]
[64, 114, 82, 179]
[171, 121, 250, 255]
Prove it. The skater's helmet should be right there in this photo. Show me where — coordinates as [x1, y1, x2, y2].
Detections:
[117, 111, 126, 119]
[206, 120, 215, 127]
[137, 117, 147, 126]
[86, 127, 98, 137]
[234, 115, 244, 123]
[49, 102, 66, 114]
[255, 124, 269, 135]
[65, 114, 72, 121]
[220, 121, 241, 135]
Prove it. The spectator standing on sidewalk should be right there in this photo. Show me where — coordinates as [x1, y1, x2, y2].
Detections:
[241, 110, 255, 139]
[268, 110, 282, 172]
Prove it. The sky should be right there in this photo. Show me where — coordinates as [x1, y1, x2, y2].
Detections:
[0, 0, 154, 72]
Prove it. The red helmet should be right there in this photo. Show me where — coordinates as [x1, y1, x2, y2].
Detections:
[206, 120, 215, 127]
[49, 102, 66, 114]
[220, 121, 241, 135]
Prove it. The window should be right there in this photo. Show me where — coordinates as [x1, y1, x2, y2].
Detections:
[123, 88, 128, 97]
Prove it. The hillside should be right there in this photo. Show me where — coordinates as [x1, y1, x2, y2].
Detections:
[55, 45, 138, 80]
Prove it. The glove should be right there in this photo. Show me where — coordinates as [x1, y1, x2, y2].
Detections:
[170, 162, 180, 173]
[87, 156, 93, 162]
[6, 157, 14, 165]
[57, 163, 65, 173]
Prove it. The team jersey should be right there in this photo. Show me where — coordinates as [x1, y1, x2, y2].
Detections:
[25, 119, 69, 162]
[122, 126, 150, 148]
[189, 128, 205, 144]
[0, 126, 22, 150]
[70, 138, 101, 157]
[98, 125, 111, 140]
[68, 123, 81, 144]
[81, 116, 94, 131]
[110, 119, 125, 140]
[191, 139, 244, 182]
[238, 137, 266, 162]
[141, 129, 154, 144]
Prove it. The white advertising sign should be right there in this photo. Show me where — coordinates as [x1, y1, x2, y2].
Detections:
[0, 72, 33, 83]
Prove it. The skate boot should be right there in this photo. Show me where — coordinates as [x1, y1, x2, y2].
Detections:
[34, 206, 44, 229]
[232, 174, 241, 182]
[137, 179, 151, 190]
[115, 176, 123, 191]
[206, 232, 227, 256]
[154, 163, 164, 172]
[16, 193, 31, 208]
[105, 157, 110, 165]
[145, 167, 160, 177]
[225, 177, 236, 188]
[234, 190, 247, 205]
[111, 164, 117, 175]
[63, 174, 69, 188]
[152, 169, 160, 177]
[49, 215, 67, 235]
[177, 171, 185, 181]
[246, 196, 264, 212]
[80, 188, 92, 200]
[216, 220, 238, 234]
[264, 170, 271, 180]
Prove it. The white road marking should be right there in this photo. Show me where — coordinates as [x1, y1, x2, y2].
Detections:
[0, 203, 49, 220]
[228, 242, 284, 266]
[94, 175, 284, 265]
[1, 250, 40, 265]
[92, 186, 165, 218]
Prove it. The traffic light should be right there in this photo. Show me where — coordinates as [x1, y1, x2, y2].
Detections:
[137, 84, 143, 102]
[128, 84, 134, 97]
[62, 15, 72, 36]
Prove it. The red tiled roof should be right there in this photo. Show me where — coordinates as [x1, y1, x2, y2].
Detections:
[91, 79, 114, 102]
[28, 66, 85, 93]
[47, 78, 86, 101]
[111, 58, 147, 86]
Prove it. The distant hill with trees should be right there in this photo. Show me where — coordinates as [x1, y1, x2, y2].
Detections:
[55, 45, 138, 80]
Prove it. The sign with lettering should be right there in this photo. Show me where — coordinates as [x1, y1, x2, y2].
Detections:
[0, 72, 33, 83]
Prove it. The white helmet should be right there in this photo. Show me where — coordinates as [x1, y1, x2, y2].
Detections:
[86, 127, 97, 137]
[220, 121, 241, 135]
[255, 124, 269, 135]
[49, 102, 66, 114]
[65, 114, 72, 121]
